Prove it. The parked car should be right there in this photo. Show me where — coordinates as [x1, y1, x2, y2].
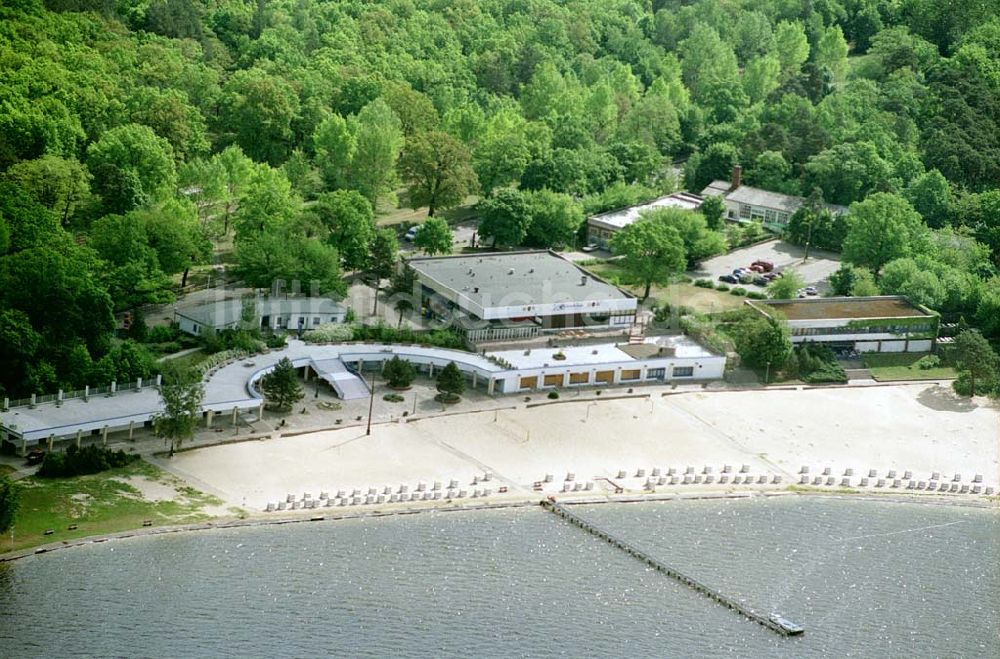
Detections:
[753, 275, 768, 286]
[25, 448, 45, 465]
[762, 272, 778, 282]
[752, 260, 774, 272]
[404, 226, 420, 241]
[718, 274, 739, 284]
[804, 286, 818, 296]
[797, 289, 809, 298]
[740, 273, 755, 284]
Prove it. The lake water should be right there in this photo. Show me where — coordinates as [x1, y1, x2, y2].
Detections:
[1, 496, 997, 657]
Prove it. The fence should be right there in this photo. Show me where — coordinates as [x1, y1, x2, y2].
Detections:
[3, 378, 160, 411]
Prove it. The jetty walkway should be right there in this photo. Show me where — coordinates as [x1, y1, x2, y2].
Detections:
[540, 498, 802, 637]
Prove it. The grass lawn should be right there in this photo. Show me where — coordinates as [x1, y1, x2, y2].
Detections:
[862, 353, 957, 382]
[581, 262, 752, 314]
[6, 460, 223, 553]
[163, 350, 210, 372]
[375, 195, 479, 227]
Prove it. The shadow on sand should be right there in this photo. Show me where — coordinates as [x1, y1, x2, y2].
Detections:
[916, 384, 978, 413]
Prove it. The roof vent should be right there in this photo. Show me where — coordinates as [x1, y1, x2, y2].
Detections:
[473, 287, 479, 293]
[580, 275, 588, 285]
[508, 268, 515, 275]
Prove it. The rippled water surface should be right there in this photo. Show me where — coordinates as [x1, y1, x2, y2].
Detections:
[0, 496, 997, 657]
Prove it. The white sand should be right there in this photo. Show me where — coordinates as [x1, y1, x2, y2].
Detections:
[164, 384, 999, 510]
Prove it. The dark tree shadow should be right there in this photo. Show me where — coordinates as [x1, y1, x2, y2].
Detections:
[916, 384, 978, 413]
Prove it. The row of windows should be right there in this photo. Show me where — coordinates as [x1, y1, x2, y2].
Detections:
[738, 204, 790, 225]
[791, 324, 934, 337]
[519, 366, 693, 388]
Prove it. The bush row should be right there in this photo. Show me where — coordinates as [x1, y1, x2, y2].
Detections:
[38, 445, 140, 478]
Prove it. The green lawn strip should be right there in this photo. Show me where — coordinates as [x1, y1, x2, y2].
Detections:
[0, 464, 16, 477]
[6, 460, 222, 553]
[862, 353, 957, 381]
[164, 350, 211, 372]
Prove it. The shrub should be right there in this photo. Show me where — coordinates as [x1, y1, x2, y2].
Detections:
[916, 354, 940, 370]
[37, 445, 139, 478]
[547, 390, 559, 399]
[796, 344, 847, 383]
[145, 325, 180, 344]
[730, 287, 747, 296]
[302, 323, 355, 343]
[265, 333, 287, 349]
[746, 291, 768, 300]
[715, 284, 730, 292]
[436, 361, 465, 401]
[383, 393, 405, 402]
[383, 356, 416, 388]
[694, 279, 714, 288]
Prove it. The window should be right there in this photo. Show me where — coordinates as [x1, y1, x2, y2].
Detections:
[543, 373, 563, 387]
[777, 212, 790, 224]
[739, 204, 751, 219]
[313, 317, 321, 326]
[764, 209, 776, 223]
[193, 324, 200, 334]
[569, 372, 590, 384]
[672, 366, 695, 377]
[620, 369, 640, 381]
[646, 368, 665, 380]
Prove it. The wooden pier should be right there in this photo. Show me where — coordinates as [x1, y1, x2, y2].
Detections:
[541, 499, 802, 637]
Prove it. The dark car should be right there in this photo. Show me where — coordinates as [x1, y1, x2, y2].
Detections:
[753, 275, 768, 286]
[718, 274, 739, 284]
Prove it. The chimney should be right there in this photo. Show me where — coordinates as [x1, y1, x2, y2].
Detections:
[731, 164, 742, 190]
[580, 275, 588, 286]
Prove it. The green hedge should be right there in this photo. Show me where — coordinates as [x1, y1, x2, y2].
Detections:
[37, 445, 140, 478]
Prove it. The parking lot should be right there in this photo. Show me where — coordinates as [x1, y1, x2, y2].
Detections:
[399, 219, 479, 254]
[688, 238, 841, 293]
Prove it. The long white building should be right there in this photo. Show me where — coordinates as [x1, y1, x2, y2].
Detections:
[0, 337, 725, 455]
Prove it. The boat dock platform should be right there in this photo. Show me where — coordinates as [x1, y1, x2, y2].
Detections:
[540, 498, 803, 637]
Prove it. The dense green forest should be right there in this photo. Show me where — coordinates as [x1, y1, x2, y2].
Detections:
[2, 0, 1000, 398]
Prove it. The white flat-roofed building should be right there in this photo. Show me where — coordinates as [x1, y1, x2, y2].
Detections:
[586, 192, 704, 249]
[487, 335, 725, 390]
[407, 250, 637, 342]
[176, 297, 347, 336]
[0, 337, 724, 454]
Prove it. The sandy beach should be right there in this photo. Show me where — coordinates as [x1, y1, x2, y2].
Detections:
[161, 383, 1000, 511]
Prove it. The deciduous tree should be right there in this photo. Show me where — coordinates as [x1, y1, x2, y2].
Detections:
[478, 188, 532, 249]
[610, 217, 686, 302]
[399, 131, 478, 217]
[842, 193, 927, 275]
[154, 363, 204, 456]
[952, 329, 999, 397]
[413, 217, 453, 255]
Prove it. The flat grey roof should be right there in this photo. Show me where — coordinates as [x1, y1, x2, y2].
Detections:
[408, 251, 633, 308]
[748, 296, 933, 321]
[588, 192, 704, 229]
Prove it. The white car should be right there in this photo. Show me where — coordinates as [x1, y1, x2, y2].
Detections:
[804, 286, 818, 296]
[404, 226, 420, 241]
